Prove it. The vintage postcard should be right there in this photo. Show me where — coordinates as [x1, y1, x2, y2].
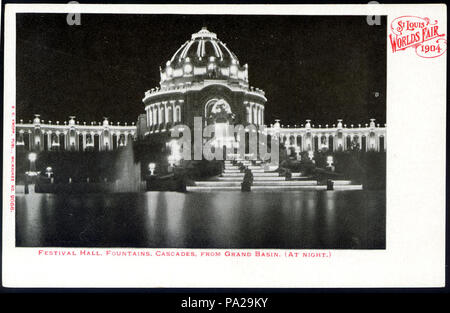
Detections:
[2, 3, 446, 288]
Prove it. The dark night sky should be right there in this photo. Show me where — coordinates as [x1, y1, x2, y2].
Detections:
[16, 14, 386, 125]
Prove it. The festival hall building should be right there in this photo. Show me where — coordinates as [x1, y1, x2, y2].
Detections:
[16, 28, 386, 157]
[138, 27, 267, 150]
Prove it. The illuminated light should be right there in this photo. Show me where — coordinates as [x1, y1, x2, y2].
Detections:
[230, 65, 237, 75]
[25, 171, 40, 177]
[167, 66, 173, 76]
[45, 167, 53, 178]
[28, 153, 37, 162]
[149, 163, 156, 175]
[327, 156, 334, 167]
[184, 63, 192, 74]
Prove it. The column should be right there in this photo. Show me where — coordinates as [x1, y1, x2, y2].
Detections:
[47, 132, 52, 151]
[259, 106, 263, 125]
[159, 104, 163, 125]
[258, 106, 261, 125]
[172, 101, 177, 123]
[164, 102, 168, 126]
[75, 131, 79, 151]
[377, 134, 381, 152]
[156, 104, 159, 125]
[333, 133, 337, 151]
[286, 133, 290, 155]
[261, 108, 264, 125]
[150, 107, 153, 126]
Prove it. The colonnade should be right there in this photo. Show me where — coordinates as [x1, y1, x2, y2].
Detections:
[16, 116, 136, 152]
[268, 119, 386, 153]
[145, 100, 183, 129]
[245, 101, 264, 125]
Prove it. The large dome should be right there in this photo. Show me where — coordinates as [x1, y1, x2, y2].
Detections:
[159, 27, 248, 86]
[170, 27, 239, 64]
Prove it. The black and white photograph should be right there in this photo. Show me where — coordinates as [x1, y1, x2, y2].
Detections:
[2, 3, 446, 289]
[14, 13, 386, 249]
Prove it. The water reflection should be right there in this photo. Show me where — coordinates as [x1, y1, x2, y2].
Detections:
[16, 190, 385, 249]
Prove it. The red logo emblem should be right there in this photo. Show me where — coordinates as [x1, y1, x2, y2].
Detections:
[389, 16, 447, 58]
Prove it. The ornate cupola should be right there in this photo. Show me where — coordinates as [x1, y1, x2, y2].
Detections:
[160, 27, 249, 87]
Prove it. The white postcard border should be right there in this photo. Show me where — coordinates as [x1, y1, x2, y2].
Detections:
[2, 3, 446, 288]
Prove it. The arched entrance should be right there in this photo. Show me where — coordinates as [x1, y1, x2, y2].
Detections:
[204, 98, 235, 151]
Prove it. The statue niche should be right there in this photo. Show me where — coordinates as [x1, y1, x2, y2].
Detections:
[205, 98, 235, 125]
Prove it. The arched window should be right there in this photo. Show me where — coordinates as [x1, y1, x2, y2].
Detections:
[17, 132, 24, 147]
[267, 134, 272, 151]
[289, 135, 295, 146]
[379, 136, 385, 151]
[59, 133, 66, 151]
[296, 135, 302, 148]
[352, 135, 360, 150]
[103, 130, 109, 150]
[361, 136, 367, 151]
[78, 134, 83, 151]
[346, 135, 351, 150]
[70, 129, 76, 150]
[313, 136, 319, 152]
[320, 135, 327, 150]
[118, 134, 125, 146]
[34, 129, 41, 151]
[94, 134, 100, 150]
[44, 132, 49, 151]
[86, 134, 93, 148]
[112, 134, 117, 149]
[24, 132, 30, 150]
[328, 135, 334, 151]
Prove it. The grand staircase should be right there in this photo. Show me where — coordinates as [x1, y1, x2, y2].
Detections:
[186, 160, 363, 191]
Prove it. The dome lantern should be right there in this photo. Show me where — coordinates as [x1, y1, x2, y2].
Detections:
[160, 27, 244, 85]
